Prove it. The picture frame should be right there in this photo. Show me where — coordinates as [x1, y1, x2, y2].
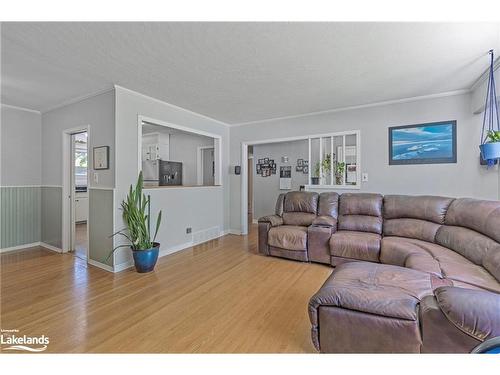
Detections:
[303, 166, 309, 174]
[388, 120, 457, 165]
[264, 158, 269, 163]
[297, 159, 303, 166]
[93, 146, 110, 170]
[258, 159, 264, 164]
[296, 165, 303, 172]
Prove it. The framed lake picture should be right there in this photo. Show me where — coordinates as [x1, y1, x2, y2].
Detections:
[388, 121, 457, 165]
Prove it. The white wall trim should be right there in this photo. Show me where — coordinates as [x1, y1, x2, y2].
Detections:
[40, 242, 63, 253]
[469, 55, 500, 92]
[0, 242, 41, 253]
[88, 186, 115, 190]
[1, 103, 41, 114]
[231, 89, 471, 127]
[115, 85, 230, 127]
[196, 145, 215, 185]
[0, 185, 42, 188]
[41, 87, 114, 114]
[88, 259, 115, 273]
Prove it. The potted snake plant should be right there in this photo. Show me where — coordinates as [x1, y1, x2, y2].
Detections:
[110, 172, 162, 273]
[480, 130, 500, 161]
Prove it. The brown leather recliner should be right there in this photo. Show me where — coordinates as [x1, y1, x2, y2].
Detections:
[258, 191, 338, 262]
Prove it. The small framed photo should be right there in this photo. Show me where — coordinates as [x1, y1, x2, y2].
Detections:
[264, 158, 269, 163]
[258, 159, 264, 164]
[256, 164, 261, 173]
[296, 165, 303, 172]
[303, 160, 309, 166]
[303, 166, 309, 174]
[297, 159, 304, 166]
[93, 146, 110, 170]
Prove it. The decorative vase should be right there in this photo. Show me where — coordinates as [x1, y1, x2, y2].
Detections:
[132, 243, 160, 273]
[480, 142, 500, 161]
[311, 177, 320, 185]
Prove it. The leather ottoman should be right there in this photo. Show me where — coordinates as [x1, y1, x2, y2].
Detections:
[308, 262, 435, 353]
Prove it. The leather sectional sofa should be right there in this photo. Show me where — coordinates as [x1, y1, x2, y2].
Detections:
[258, 191, 500, 353]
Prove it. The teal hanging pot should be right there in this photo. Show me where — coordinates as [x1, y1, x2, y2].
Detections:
[480, 142, 500, 161]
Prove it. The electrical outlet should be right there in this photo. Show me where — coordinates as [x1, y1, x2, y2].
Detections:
[362, 173, 368, 182]
[186, 227, 192, 234]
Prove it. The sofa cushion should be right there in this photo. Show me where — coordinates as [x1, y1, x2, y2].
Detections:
[318, 192, 339, 218]
[484, 249, 500, 282]
[383, 218, 441, 243]
[445, 198, 500, 243]
[384, 195, 454, 224]
[435, 225, 500, 266]
[282, 212, 316, 226]
[330, 231, 381, 262]
[439, 259, 500, 294]
[283, 191, 318, 214]
[268, 225, 308, 251]
[381, 237, 500, 293]
[338, 193, 383, 234]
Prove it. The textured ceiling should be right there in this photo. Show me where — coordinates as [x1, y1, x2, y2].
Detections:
[2, 22, 500, 124]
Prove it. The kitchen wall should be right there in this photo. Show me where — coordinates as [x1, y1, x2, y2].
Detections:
[252, 140, 309, 220]
[41, 90, 115, 262]
[114, 86, 230, 269]
[230, 92, 500, 232]
[0, 105, 42, 249]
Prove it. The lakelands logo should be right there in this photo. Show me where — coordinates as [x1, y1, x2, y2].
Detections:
[1, 329, 49, 352]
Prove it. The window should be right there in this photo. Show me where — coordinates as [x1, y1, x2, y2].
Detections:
[307, 130, 360, 188]
[139, 117, 221, 188]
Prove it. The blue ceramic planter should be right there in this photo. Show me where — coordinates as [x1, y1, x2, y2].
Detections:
[132, 243, 160, 273]
[480, 142, 500, 161]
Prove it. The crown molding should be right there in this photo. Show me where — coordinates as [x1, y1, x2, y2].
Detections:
[231, 89, 471, 127]
[1, 103, 41, 114]
[114, 84, 230, 127]
[41, 86, 115, 114]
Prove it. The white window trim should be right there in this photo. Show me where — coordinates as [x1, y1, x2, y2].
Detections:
[240, 129, 361, 235]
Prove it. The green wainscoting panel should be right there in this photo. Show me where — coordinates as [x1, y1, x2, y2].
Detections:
[89, 188, 114, 267]
[0, 186, 41, 248]
[41, 186, 62, 248]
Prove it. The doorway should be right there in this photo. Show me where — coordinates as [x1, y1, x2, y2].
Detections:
[248, 147, 254, 224]
[197, 146, 215, 186]
[71, 132, 88, 260]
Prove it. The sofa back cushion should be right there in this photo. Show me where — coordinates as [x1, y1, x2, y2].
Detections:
[383, 195, 454, 242]
[437, 198, 500, 281]
[318, 192, 339, 218]
[444, 198, 500, 243]
[282, 191, 319, 226]
[338, 193, 383, 234]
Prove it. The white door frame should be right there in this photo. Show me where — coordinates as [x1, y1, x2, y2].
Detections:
[62, 126, 90, 260]
[196, 146, 215, 185]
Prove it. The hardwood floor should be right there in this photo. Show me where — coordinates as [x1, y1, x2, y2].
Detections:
[73, 222, 87, 260]
[0, 226, 331, 353]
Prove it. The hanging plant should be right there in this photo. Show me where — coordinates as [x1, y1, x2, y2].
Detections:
[479, 50, 500, 166]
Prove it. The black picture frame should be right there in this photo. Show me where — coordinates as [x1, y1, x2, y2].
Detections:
[93, 146, 110, 170]
[388, 120, 457, 165]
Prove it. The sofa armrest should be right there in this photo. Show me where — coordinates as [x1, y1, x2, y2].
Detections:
[258, 214, 283, 227]
[433, 286, 500, 342]
[312, 215, 337, 228]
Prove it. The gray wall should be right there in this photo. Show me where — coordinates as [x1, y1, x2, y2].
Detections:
[40, 90, 115, 260]
[1, 106, 42, 248]
[170, 132, 214, 185]
[230, 92, 500, 232]
[114, 86, 230, 267]
[42, 90, 115, 188]
[1, 105, 42, 186]
[252, 140, 308, 219]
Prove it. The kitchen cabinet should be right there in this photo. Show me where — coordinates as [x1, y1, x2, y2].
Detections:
[75, 192, 88, 223]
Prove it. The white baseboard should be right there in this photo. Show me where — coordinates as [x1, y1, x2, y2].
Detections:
[39, 242, 63, 253]
[228, 229, 242, 235]
[88, 259, 114, 272]
[112, 229, 230, 273]
[0, 242, 40, 253]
